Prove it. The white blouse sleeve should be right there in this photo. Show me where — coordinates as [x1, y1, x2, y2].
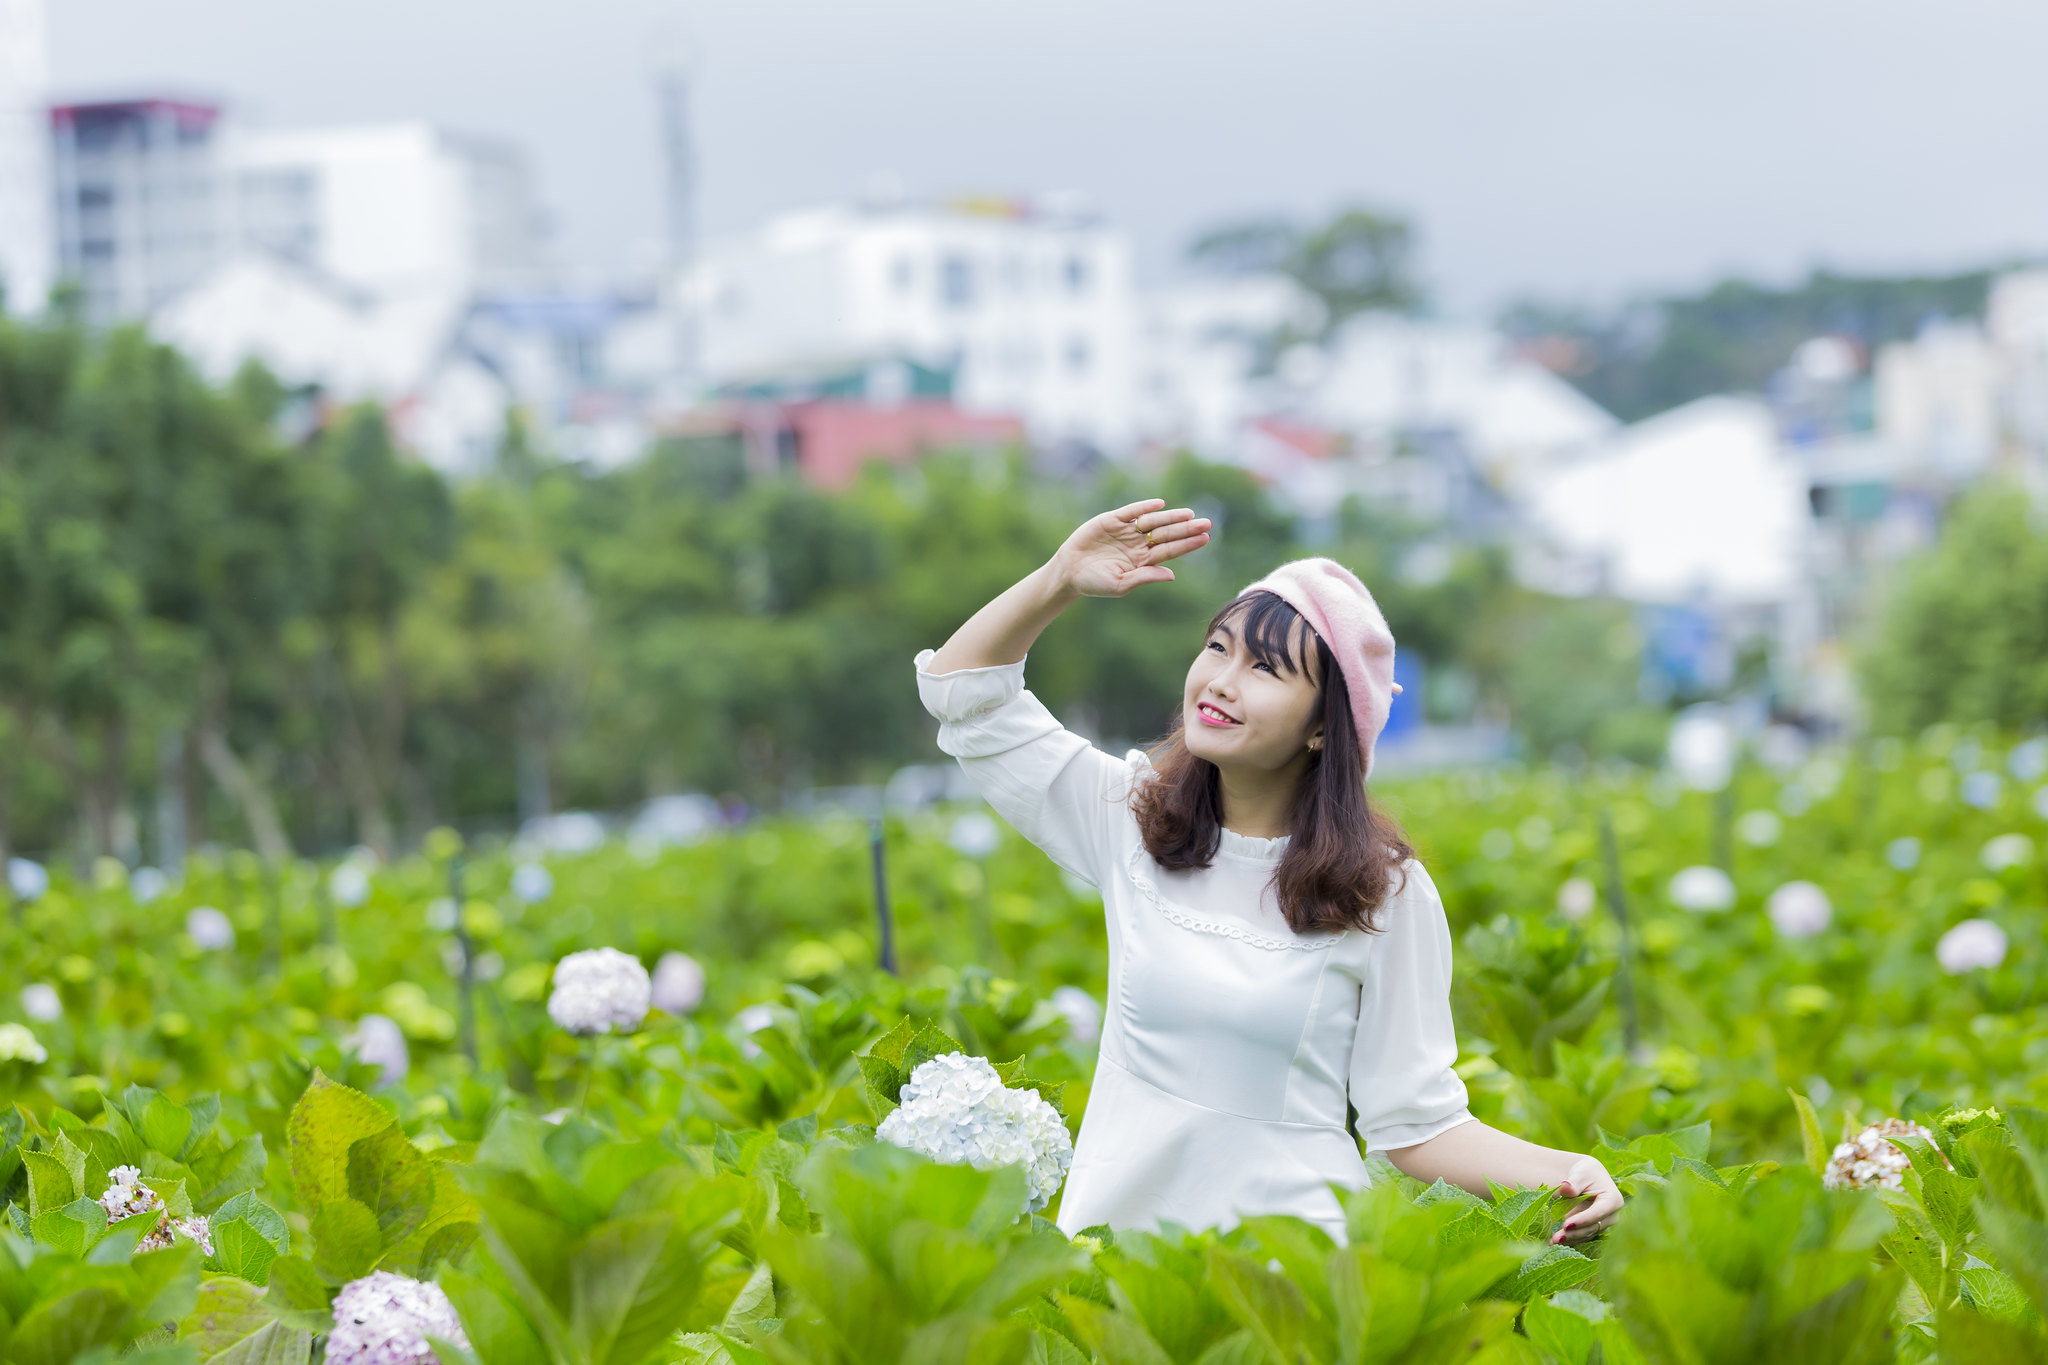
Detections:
[913, 648, 1135, 890]
[1348, 861, 1476, 1155]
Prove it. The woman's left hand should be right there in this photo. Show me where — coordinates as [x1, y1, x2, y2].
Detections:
[1549, 1156, 1624, 1245]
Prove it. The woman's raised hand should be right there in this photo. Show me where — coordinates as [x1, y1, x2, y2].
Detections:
[1052, 499, 1213, 598]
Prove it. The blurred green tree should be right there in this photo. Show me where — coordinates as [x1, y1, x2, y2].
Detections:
[1861, 483, 2048, 735]
[1190, 205, 1420, 339]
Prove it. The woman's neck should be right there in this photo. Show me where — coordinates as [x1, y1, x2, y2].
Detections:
[1216, 756, 1309, 839]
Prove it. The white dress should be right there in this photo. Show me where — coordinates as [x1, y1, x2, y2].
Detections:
[915, 650, 1476, 1240]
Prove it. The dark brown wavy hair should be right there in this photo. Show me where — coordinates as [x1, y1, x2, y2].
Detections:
[1129, 590, 1413, 935]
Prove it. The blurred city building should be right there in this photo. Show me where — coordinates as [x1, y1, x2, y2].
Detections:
[683, 194, 1138, 455]
[0, 0, 52, 311]
[669, 352, 1028, 487]
[1134, 273, 1311, 456]
[1135, 285, 1616, 540]
[1733, 270, 2048, 722]
[130, 116, 591, 474]
[52, 98, 223, 322]
[222, 121, 549, 297]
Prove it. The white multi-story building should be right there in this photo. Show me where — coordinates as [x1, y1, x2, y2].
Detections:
[147, 119, 561, 474]
[221, 121, 547, 298]
[0, 0, 51, 312]
[51, 98, 224, 324]
[1134, 274, 1314, 456]
[48, 105, 548, 327]
[1873, 319, 2000, 480]
[1870, 269, 2048, 488]
[686, 196, 1139, 452]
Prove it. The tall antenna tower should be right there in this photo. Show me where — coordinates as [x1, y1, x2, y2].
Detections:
[652, 28, 698, 386]
[654, 42, 696, 270]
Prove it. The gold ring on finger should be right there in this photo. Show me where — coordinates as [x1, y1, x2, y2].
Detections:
[1145, 529, 1156, 547]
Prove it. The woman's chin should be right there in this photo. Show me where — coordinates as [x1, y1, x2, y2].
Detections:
[1182, 723, 1233, 764]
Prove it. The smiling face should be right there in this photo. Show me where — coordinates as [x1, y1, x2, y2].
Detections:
[1182, 598, 1327, 775]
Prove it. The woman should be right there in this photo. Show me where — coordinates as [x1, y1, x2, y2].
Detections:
[917, 498, 1623, 1246]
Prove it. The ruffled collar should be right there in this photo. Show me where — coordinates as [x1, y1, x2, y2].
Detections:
[1216, 826, 1290, 861]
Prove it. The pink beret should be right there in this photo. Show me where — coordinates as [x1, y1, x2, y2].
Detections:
[1234, 557, 1401, 777]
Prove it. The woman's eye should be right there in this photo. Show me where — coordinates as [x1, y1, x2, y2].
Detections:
[1207, 641, 1225, 653]
[1254, 661, 1274, 673]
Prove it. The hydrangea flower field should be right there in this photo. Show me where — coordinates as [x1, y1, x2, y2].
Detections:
[3, 731, 2046, 1363]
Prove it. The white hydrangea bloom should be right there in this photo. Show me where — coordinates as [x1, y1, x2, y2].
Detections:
[1735, 810, 1782, 847]
[1937, 918, 2008, 974]
[546, 948, 651, 1036]
[1668, 711, 1735, 791]
[99, 1166, 212, 1253]
[138, 1213, 213, 1255]
[1766, 881, 1831, 938]
[0, 1022, 47, 1063]
[99, 1166, 163, 1223]
[733, 1002, 778, 1058]
[130, 866, 169, 905]
[328, 1270, 471, 1365]
[348, 1014, 411, 1086]
[1980, 833, 2034, 872]
[1554, 877, 1597, 921]
[1823, 1118, 1936, 1191]
[877, 1052, 1074, 1213]
[186, 906, 235, 950]
[651, 952, 706, 1014]
[1669, 865, 1736, 912]
[20, 983, 61, 1022]
[1885, 837, 1921, 872]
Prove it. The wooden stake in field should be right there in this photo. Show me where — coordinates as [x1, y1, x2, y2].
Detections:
[1599, 808, 1642, 1057]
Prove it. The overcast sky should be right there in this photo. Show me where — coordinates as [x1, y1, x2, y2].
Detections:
[50, 0, 2048, 314]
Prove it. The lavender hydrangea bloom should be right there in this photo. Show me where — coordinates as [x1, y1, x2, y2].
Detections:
[1937, 918, 2008, 973]
[1765, 881, 1831, 938]
[328, 1271, 471, 1365]
[1049, 985, 1101, 1046]
[186, 905, 236, 950]
[510, 863, 554, 903]
[877, 1052, 1074, 1213]
[546, 948, 652, 1036]
[347, 1014, 411, 1086]
[6, 857, 47, 902]
[329, 861, 373, 909]
[651, 951, 706, 1014]
[130, 866, 170, 904]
